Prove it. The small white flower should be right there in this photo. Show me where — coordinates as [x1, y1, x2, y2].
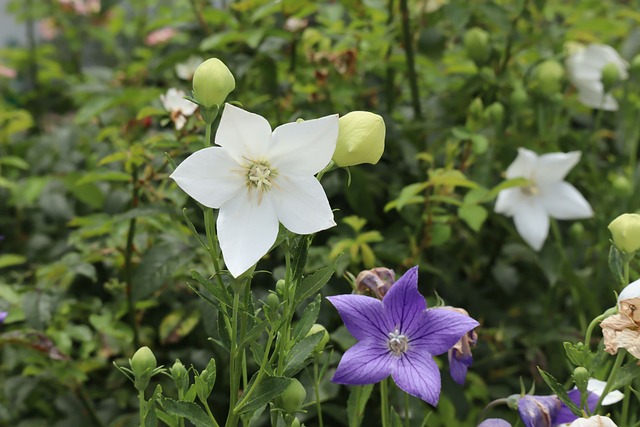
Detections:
[566, 44, 628, 111]
[586, 379, 624, 406]
[618, 278, 640, 303]
[171, 104, 338, 277]
[160, 88, 198, 130]
[567, 415, 618, 427]
[175, 56, 203, 81]
[495, 148, 593, 251]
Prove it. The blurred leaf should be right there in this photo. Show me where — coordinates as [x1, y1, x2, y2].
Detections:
[0, 254, 26, 269]
[132, 243, 188, 301]
[458, 204, 488, 232]
[75, 170, 131, 185]
[161, 398, 216, 427]
[347, 384, 374, 427]
[159, 308, 201, 344]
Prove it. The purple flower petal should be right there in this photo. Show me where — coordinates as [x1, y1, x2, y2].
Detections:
[408, 308, 479, 356]
[391, 350, 441, 406]
[332, 339, 394, 385]
[0, 311, 7, 325]
[382, 267, 426, 332]
[478, 419, 512, 427]
[554, 389, 598, 425]
[518, 395, 562, 427]
[449, 351, 472, 385]
[326, 294, 392, 341]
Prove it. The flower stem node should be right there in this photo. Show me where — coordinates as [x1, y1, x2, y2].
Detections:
[463, 27, 490, 65]
[277, 379, 307, 414]
[306, 324, 330, 353]
[608, 213, 640, 254]
[333, 111, 385, 167]
[130, 346, 157, 391]
[192, 58, 236, 109]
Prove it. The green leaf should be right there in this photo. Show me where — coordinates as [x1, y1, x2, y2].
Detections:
[608, 245, 627, 286]
[234, 376, 292, 415]
[0, 156, 29, 170]
[0, 254, 27, 269]
[384, 182, 428, 212]
[160, 398, 216, 427]
[537, 368, 581, 416]
[159, 308, 201, 344]
[563, 342, 593, 367]
[292, 294, 321, 341]
[75, 170, 131, 186]
[347, 385, 374, 427]
[458, 204, 488, 232]
[284, 332, 324, 376]
[290, 234, 311, 283]
[294, 258, 338, 306]
[132, 243, 188, 301]
[137, 106, 168, 120]
[611, 361, 640, 390]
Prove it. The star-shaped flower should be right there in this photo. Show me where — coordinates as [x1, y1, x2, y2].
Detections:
[327, 266, 479, 405]
[495, 148, 593, 251]
[171, 104, 338, 277]
[160, 88, 198, 130]
[566, 44, 628, 111]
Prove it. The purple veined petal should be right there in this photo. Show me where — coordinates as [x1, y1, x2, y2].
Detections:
[554, 389, 598, 426]
[215, 104, 272, 165]
[217, 190, 279, 277]
[326, 294, 393, 342]
[170, 147, 245, 209]
[391, 350, 441, 406]
[539, 182, 593, 220]
[449, 350, 472, 385]
[478, 419, 512, 427]
[406, 308, 479, 356]
[517, 395, 562, 427]
[269, 114, 339, 176]
[505, 148, 538, 180]
[382, 267, 426, 333]
[331, 339, 393, 385]
[269, 174, 336, 235]
[534, 151, 581, 186]
[512, 199, 549, 251]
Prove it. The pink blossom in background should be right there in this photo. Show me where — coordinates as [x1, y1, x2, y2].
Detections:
[145, 27, 177, 46]
[39, 18, 59, 40]
[0, 65, 17, 79]
[57, 0, 100, 15]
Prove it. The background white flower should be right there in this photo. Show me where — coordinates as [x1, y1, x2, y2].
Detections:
[495, 148, 593, 251]
[171, 104, 338, 277]
[566, 44, 628, 111]
[567, 415, 618, 427]
[160, 88, 198, 130]
[175, 56, 203, 81]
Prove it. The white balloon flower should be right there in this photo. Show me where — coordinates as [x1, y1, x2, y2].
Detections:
[171, 104, 338, 277]
[495, 148, 593, 251]
[567, 415, 618, 427]
[160, 88, 198, 130]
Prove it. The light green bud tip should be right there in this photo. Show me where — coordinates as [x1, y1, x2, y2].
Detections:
[192, 58, 236, 108]
[533, 60, 564, 96]
[131, 346, 157, 378]
[306, 323, 330, 352]
[572, 367, 590, 393]
[608, 213, 640, 254]
[601, 62, 621, 92]
[333, 111, 385, 167]
[463, 27, 490, 65]
[278, 379, 307, 414]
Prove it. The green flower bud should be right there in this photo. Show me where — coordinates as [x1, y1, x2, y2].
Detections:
[130, 346, 157, 391]
[306, 324, 330, 353]
[278, 379, 306, 414]
[608, 213, 640, 254]
[630, 54, 640, 76]
[290, 418, 300, 427]
[611, 174, 633, 197]
[468, 97, 484, 119]
[532, 60, 565, 97]
[266, 293, 280, 312]
[276, 279, 286, 296]
[602, 62, 621, 92]
[569, 222, 585, 240]
[485, 102, 505, 127]
[463, 27, 490, 65]
[192, 58, 235, 108]
[171, 359, 189, 395]
[333, 111, 385, 167]
[572, 367, 590, 394]
[510, 86, 529, 108]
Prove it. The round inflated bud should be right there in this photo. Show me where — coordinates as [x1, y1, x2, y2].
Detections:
[275, 279, 286, 296]
[130, 346, 157, 391]
[608, 213, 640, 254]
[278, 379, 307, 414]
[171, 359, 189, 394]
[306, 324, 330, 353]
[266, 293, 280, 311]
[611, 174, 633, 197]
[485, 102, 505, 127]
[192, 58, 235, 108]
[602, 62, 621, 93]
[463, 27, 490, 65]
[572, 367, 590, 394]
[532, 60, 565, 97]
[333, 111, 385, 167]
[510, 87, 529, 108]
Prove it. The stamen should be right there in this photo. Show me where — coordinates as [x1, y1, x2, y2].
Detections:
[388, 328, 409, 356]
[246, 162, 275, 192]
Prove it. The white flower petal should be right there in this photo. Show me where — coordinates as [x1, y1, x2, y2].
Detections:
[576, 83, 619, 111]
[587, 379, 624, 406]
[215, 104, 272, 165]
[175, 115, 187, 130]
[618, 278, 640, 303]
[535, 151, 581, 185]
[270, 175, 336, 234]
[512, 200, 549, 251]
[494, 188, 522, 216]
[505, 148, 538, 179]
[539, 182, 593, 219]
[217, 191, 279, 277]
[170, 147, 244, 208]
[179, 99, 198, 116]
[269, 114, 339, 175]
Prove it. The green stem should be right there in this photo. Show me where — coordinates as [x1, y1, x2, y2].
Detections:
[403, 392, 409, 427]
[277, 240, 293, 375]
[125, 168, 141, 349]
[621, 385, 630, 425]
[594, 350, 626, 413]
[205, 120, 213, 148]
[398, 0, 422, 119]
[204, 400, 221, 427]
[380, 378, 390, 427]
[188, 0, 211, 34]
[584, 309, 616, 350]
[225, 279, 245, 427]
[139, 390, 146, 427]
[314, 359, 324, 427]
[385, 0, 396, 113]
[233, 330, 276, 413]
[477, 398, 509, 424]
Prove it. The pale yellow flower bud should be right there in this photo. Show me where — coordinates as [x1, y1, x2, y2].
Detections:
[608, 213, 640, 254]
[192, 58, 235, 108]
[333, 111, 385, 167]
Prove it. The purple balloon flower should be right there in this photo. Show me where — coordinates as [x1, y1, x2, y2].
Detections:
[517, 389, 601, 427]
[327, 266, 479, 405]
[478, 419, 512, 427]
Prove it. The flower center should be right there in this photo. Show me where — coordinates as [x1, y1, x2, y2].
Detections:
[520, 183, 539, 196]
[388, 329, 409, 356]
[247, 161, 275, 192]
